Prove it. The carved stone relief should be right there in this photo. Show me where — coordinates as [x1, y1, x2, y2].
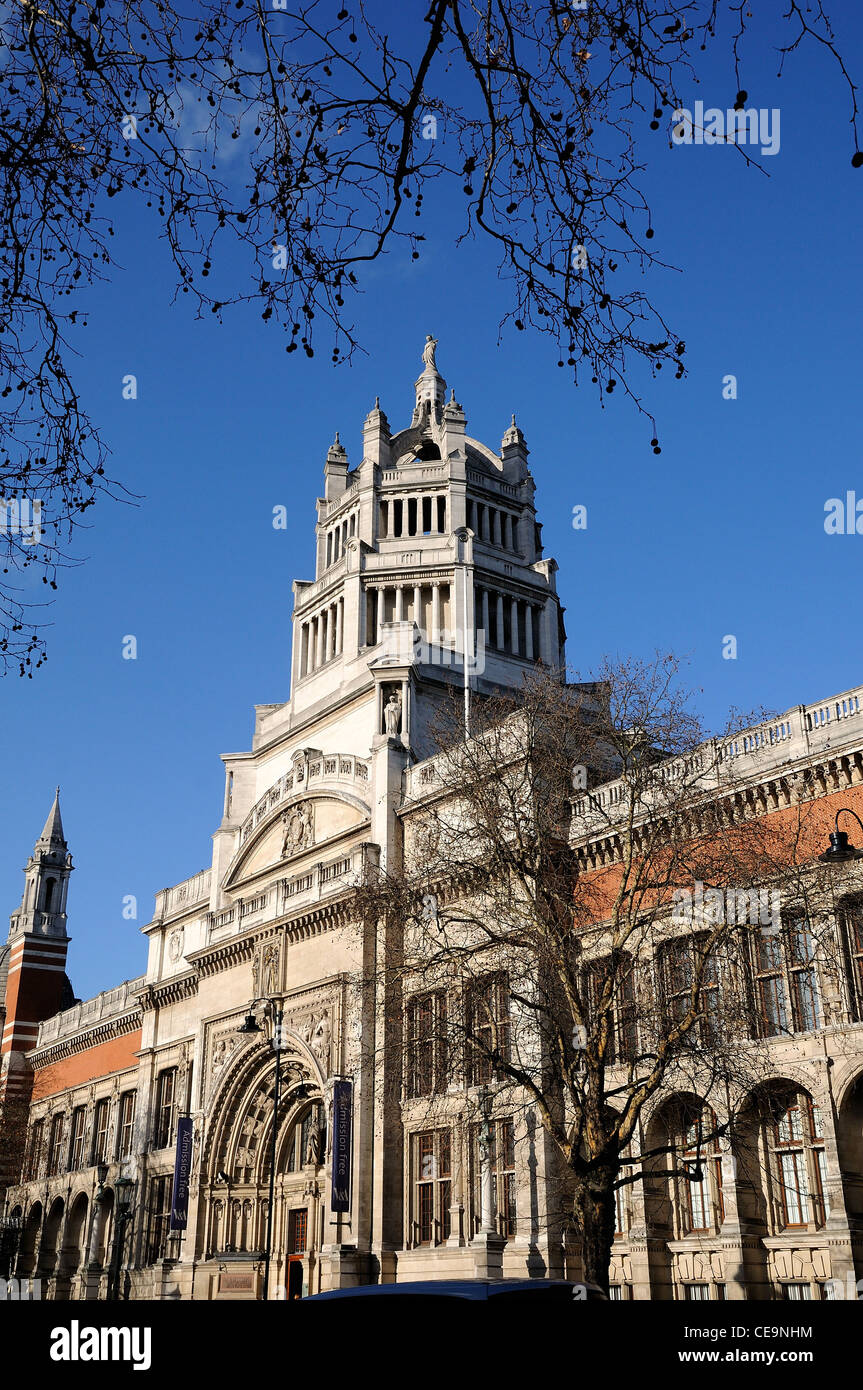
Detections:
[281, 802, 314, 858]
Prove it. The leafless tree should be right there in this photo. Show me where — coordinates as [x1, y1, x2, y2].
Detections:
[1, 1, 858, 671]
[356, 656, 855, 1289]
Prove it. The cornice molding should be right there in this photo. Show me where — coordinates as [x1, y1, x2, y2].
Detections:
[27, 1008, 142, 1068]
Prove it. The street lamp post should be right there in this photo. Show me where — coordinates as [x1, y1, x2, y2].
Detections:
[477, 1084, 495, 1236]
[107, 1176, 135, 1301]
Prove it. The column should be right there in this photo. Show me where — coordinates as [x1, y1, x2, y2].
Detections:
[481, 589, 490, 645]
[300, 624, 308, 677]
[511, 598, 520, 656]
[372, 588, 380, 644]
[315, 614, 324, 668]
[335, 598, 343, 655]
[524, 604, 534, 660]
[395, 586, 404, 622]
[496, 594, 504, 651]
[326, 533, 332, 568]
[432, 583, 441, 643]
[413, 585, 422, 638]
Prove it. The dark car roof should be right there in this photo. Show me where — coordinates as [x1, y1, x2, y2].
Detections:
[305, 1278, 605, 1301]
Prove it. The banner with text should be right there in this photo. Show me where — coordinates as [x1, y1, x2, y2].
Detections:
[170, 1116, 194, 1231]
[330, 1080, 353, 1214]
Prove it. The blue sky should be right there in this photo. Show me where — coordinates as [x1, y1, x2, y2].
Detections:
[2, 4, 861, 1002]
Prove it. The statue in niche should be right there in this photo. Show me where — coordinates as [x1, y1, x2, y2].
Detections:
[311, 1009, 332, 1074]
[262, 943, 279, 995]
[384, 692, 402, 737]
[306, 1109, 323, 1166]
[422, 335, 438, 370]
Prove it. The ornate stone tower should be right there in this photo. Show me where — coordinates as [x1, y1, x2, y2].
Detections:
[1, 791, 73, 1117]
[286, 337, 567, 749]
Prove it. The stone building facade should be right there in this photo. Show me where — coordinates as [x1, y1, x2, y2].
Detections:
[2, 342, 863, 1301]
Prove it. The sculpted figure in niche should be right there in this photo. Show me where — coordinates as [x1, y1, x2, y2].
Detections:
[312, 1009, 332, 1073]
[262, 944, 279, 995]
[384, 692, 402, 737]
[306, 1109, 323, 1166]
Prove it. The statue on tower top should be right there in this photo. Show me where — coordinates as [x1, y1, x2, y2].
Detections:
[422, 335, 438, 370]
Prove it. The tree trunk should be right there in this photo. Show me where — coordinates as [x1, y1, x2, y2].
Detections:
[572, 1172, 617, 1294]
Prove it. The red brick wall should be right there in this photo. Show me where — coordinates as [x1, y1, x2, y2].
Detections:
[31, 1030, 142, 1101]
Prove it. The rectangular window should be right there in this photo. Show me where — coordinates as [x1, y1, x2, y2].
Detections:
[752, 920, 822, 1038]
[413, 1130, 451, 1247]
[684, 1284, 711, 1301]
[47, 1113, 66, 1176]
[585, 956, 638, 1063]
[842, 901, 863, 1019]
[145, 1175, 173, 1265]
[406, 991, 447, 1097]
[92, 1098, 110, 1166]
[467, 975, 510, 1085]
[69, 1106, 87, 1170]
[118, 1091, 136, 1158]
[754, 932, 790, 1036]
[784, 1282, 813, 1301]
[662, 936, 720, 1040]
[26, 1119, 44, 1181]
[154, 1069, 177, 1150]
[787, 918, 822, 1032]
[288, 1209, 308, 1254]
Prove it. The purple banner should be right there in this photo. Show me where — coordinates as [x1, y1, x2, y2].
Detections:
[170, 1116, 194, 1230]
[330, 1080, 352, 1213]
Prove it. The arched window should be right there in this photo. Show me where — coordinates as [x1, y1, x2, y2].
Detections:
[43, 877, 57, 912]
[769, 1090, 828, 1229]
[668, 1101, 724, 1236]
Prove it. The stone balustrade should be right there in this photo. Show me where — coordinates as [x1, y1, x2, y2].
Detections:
[35, 976, 146, 1048]
[153, 869, 211, 924]
[206, 842, 378, 940]
[240, 754, 370, 846]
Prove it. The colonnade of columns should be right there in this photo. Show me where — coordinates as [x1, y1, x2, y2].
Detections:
[465, 499, 519, 552]
[365, 582, 451, 645]
[299, 597, 345, 677]
[363, 578, 543, 661]
[378, 495, 447, 539]
[325, 512, 357, 569]
[474, 585, 540, 659]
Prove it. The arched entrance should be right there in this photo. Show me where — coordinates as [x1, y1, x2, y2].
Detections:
[38, 1197, 64, 1287]
[16, 1202, 42, 1279]
[57, 1193, 89, 1298]
[202, 1030, 327, 1299]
